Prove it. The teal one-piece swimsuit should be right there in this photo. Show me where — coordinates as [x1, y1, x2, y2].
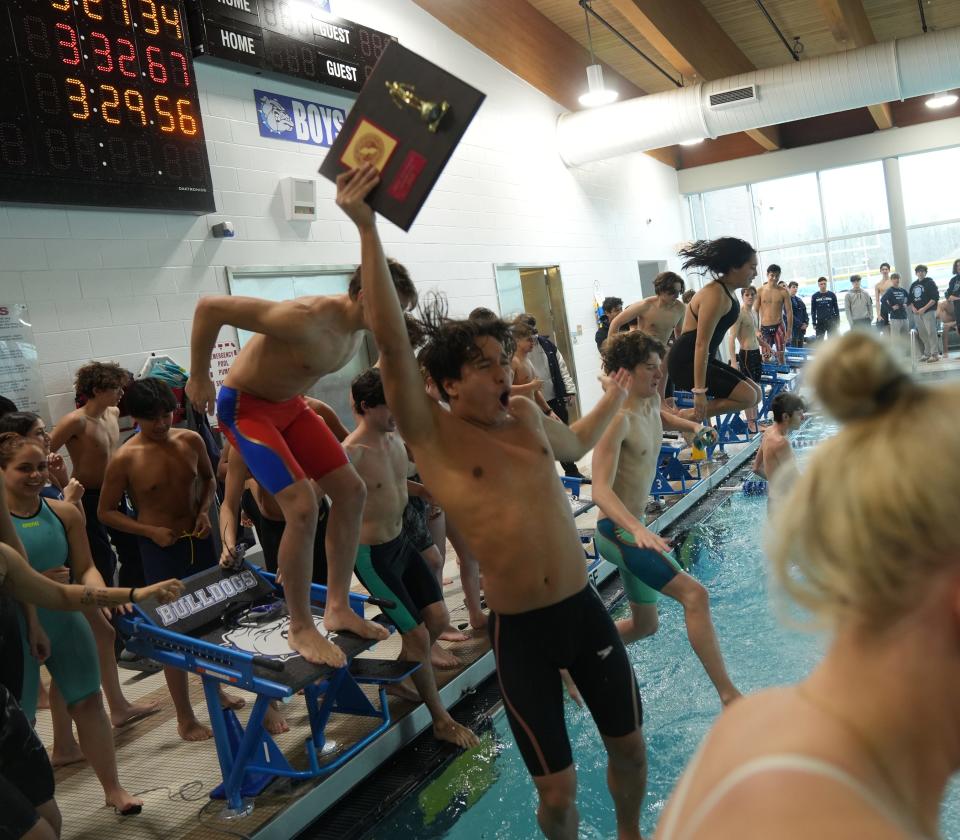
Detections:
[13, 499, 100, 720]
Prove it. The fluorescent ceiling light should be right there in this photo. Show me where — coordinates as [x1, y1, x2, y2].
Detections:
[679, 138, 705, 146]
[926, 91, 959, 109]
[579, 64, 618, 108]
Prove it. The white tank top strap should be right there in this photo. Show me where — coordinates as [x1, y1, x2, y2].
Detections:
[659, 752, 933, 840]
[655, 736, 711, 840]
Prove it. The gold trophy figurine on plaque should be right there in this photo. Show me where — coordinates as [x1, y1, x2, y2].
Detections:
[386, 81, 451, 133]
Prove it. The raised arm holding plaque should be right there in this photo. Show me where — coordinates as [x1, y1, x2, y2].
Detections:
[319, 42, 485, 231]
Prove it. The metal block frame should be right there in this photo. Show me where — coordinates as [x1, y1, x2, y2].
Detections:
[117, 567, 418, 817]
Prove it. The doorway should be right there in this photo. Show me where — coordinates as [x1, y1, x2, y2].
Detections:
[637, 260, 668, 299]
[493, 264, 581, 420]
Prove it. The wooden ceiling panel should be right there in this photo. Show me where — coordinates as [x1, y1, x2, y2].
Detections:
[418, 0, 960, 171]
[864, 0, 960, 42]
[778, 106, 880, 146]
[675, 132, 767, 168]
[409, 0, 644, 112]
[525, 0, 681, 93]
[699, 0, 838, 69]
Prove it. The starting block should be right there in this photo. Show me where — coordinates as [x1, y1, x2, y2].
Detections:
[650, 441, 705, 500]
[117, 563, 418, 818]
[674, 390, 749, 450]
[561, 476, 600, 567]
[784, 346, 810, 368]
[715, 412, 753, 447]
[759, 367, 799, 418]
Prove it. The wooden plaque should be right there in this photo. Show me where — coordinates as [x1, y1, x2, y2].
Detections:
[319, 41, 486, 231]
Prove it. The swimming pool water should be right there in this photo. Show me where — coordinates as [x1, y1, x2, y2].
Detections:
[368, 418, 960, 838]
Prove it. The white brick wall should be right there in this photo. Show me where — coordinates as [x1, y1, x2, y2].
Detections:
[0, 0, 685, 423]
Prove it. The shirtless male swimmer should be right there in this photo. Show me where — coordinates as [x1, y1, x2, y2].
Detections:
[755, 265, 793, 365]
[591, 331, 740, 706]
[344, 368, 478, 750]
[99, 379, 243, 741]
[337, 164, 647, 840]
[186, 260, 418, 666]
[608, 272, 686, 406]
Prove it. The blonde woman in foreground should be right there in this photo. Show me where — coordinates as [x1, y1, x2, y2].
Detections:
[656, 330, 949, 840]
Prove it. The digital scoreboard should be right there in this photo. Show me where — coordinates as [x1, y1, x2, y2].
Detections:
[187, 0, 395, 94]
[1, 0, 215, 212]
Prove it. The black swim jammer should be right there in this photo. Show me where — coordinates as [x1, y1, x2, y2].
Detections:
[354, 532, 443, 633]
[737, 348, 763, 384]
[489, 585, 642, 776]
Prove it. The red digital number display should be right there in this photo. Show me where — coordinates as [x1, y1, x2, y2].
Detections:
[0, 0, 213, 212]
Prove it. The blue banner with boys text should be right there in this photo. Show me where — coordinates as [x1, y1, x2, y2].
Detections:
[254, 89, 347, 149]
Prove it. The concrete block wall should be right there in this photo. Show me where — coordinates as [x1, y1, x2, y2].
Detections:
[0, 0, 686, 424]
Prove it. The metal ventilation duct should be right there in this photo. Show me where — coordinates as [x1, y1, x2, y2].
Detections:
[556, 26, 960, 166]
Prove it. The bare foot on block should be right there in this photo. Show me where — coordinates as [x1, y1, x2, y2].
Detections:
[218, 688, 245, 710]
[438, 625, 470, 643]
[430, 643, 461, 670]
[323, 606, 389, 642]
[177, 718, 213, 742]
[433, 715, 479, 749]
[264, 703, 290, 735]
[289, 623, 346, 668]
[111, 698, 161, 728]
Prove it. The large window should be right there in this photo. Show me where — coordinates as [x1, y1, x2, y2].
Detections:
[752, 173, 823, 247]
[702, 186, 753, 243]
[685, 145, 960, 332]
[827, 233, 893, 292]
[900, 147, 960, 227]
[759, 243, 827, 302]
[907, 223, 960, 288]
[901, 148, 960, 290]
[687, 160, 897, 326]
[819, 162, 889, 237]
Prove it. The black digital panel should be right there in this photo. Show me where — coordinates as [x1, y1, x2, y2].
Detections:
[1, 0, 215, 212]
[189, 0, 394, 91]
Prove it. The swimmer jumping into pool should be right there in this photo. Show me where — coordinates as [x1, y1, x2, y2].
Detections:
[186, 256, 419, 668]
[591, 331, 741, 706]
[339, 164, 645, 840]
[668, 238, 763, 423]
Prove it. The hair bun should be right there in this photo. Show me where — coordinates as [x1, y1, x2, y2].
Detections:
[811, 331, 910, 422]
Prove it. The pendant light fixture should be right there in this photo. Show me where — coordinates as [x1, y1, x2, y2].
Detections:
[578, 1, 618, 108]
